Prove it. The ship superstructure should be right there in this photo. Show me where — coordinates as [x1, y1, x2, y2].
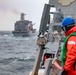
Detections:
[48, 0, 76, 42]
[12, 13, 36, 37]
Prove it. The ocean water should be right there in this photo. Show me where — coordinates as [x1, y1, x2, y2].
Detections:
[0, 31, 38, 75]
[0, 31, 62, 75]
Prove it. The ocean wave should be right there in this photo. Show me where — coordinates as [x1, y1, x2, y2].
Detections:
[17, 56, 35, 61]
[0, 56, 35, 65]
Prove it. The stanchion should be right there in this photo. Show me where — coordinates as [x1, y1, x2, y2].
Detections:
[31, 37, 47, 75]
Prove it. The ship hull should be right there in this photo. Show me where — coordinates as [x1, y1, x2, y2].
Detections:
[12, 31, 32, 37]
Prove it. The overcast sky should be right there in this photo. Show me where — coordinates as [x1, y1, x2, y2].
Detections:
[0, 0, 49, 31]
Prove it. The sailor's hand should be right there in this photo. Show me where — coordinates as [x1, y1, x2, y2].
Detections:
[52, 57, 62, 70]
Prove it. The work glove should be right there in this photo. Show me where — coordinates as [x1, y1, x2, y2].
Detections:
[61, 70, 68, 75]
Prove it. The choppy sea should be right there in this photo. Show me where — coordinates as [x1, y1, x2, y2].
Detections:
[0, 31, 38, 75]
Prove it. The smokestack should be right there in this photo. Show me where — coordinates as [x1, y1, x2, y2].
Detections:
[21, 13, 25, 21]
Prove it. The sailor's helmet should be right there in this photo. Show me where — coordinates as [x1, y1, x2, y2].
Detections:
[62, 17, 75, 27]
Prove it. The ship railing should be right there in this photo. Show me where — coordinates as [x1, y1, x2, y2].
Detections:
[13, 31, 28, 33]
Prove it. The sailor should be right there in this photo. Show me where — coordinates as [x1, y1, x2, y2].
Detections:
[61, 17, 76, 75]
[53, 8, 64, 23]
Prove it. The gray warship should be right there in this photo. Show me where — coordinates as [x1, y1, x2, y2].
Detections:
[29, 0, 76, 75]
[12, 13, 36, 37]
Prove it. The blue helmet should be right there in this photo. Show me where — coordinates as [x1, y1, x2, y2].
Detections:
[62, 17, 75, 27]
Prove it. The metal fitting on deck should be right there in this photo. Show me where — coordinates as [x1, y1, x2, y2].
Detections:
[37, 37, 47, 46]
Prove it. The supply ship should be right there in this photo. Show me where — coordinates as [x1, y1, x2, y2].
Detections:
[12, 13, 36, 37]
